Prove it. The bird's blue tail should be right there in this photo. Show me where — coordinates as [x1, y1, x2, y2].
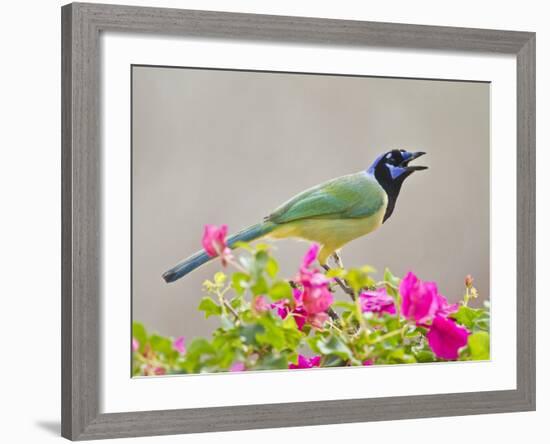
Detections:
[162, 222, 275, 283]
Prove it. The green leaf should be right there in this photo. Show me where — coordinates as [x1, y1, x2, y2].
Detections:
[360, 265, 377, 274]
[384, 348, 416, 364]
[269, 281, 292, 301]
[325, 268, 346, 278]
[332, 301, 356, 311]
[307, 336, 322, 354]
[251, 275, 269, 296]
[220, 315, 234, 331]
[266, 256, 279, 278]
[254, 242, 272, 252]
[231, 272, 250, 295]
[322, 355, 346, 367]
[256, 354, 288, 370]
[383, 268, 399, 286]
[468, 331, 490, 360]
[238, 324, 264, 346]
[187, 337, 215, 357]
[383, 268, 400, 297]
[232, 241, 252, 251]
[253, 250, 269, 277]
[198, 296, 222, 318]
[214, 272, 227, 286]
[149, 334, 177, 359]
[256, 317, 286, 350]
[345, 269, 367, 293]
[317, 336, 353, 360]
[132, 322, 147, 351]
[282, 313, 298, 329]
[451, 306, 485, 330]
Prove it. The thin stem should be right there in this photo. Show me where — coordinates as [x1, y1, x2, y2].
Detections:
[371, 325, 408, 344]
[327, 307, 340, 322]
[355, 295, 369, 333]
[226, 256, 248, 274]
[224, 300, 240, 320]
[216, 287, 240, 322]
[463, 287, 471, 307]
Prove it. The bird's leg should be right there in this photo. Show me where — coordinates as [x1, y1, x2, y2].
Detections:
[331, 251, 344, 269]
[322, 264, 356, 301]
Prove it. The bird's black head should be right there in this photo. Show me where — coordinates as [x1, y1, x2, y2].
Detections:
[367, 149, 427, 222]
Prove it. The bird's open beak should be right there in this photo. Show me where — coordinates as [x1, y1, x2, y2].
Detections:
[401, 151, 428, 172]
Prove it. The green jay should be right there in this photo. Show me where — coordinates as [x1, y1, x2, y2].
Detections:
[163, 149, 427, 283]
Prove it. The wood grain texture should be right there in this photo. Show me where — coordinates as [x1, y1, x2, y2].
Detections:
[516, 34, 536, 410]
[61, 2, 536, 440]
[62, 3, 101, 439]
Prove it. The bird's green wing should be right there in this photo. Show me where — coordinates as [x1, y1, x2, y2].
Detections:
[266, 172, 386, 223]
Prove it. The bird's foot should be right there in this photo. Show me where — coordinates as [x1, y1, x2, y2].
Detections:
[331, 252, 344, 269]
[321, 263, 355, 300]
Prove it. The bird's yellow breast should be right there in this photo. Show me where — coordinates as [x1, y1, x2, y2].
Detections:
[268, 198, 387, 263]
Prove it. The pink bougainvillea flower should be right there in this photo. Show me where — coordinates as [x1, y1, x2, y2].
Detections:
[359, 288, 396, 315]
[202, 224, 227, 256]
[296, 244, 333, 315]
[309, 356, 322, 367]
[292, 309, 308, 330]
[289, 354, 322, 369]
[400, 271, 440, 323]
[253, 295, 269, 313]
[363, 359, 374, 366]
[271, 295, 326, 330]
[426, 316, 470, 360]
[434, 293, 459, 317]
[202, 224, 233, 265]
[271, 290, 308, 330]
[302, 243, 320, 268]
[229, 361, 246, 372]
[302, 284, 333, 314]
[132, 337, 139, 352]
[173, 336, 186, 354]
[271, 299, 290, 319]
[145, 365, 166, 376]
[308, 312, 329, 329]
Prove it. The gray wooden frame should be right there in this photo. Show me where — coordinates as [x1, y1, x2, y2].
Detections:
[61, 2, 536, 440]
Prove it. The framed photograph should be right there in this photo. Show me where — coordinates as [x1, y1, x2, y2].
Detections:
[61, 2, 535, 440]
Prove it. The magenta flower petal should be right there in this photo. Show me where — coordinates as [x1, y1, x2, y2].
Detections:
[302, 244, 320, 268]
[293, 287, 303, 303]
[309, 356, 322, 367]
[427, 316, 470, 360]
[132, 337, 139, 352]
[271, 299, 290, 319]
[302, 284, 334, 314]
[229, 361, 246, 372]
[359, 288, 396, 315]
[292, 306, 308, 330]
[202, 224, 229, 257]
[289, 354, 322, 369]
[434, 293, 459, 317]
[173, 336, 186, 354]
[400, 272, 440, 323]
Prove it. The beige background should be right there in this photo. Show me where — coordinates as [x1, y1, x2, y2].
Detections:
[132, 66, 490, 339]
